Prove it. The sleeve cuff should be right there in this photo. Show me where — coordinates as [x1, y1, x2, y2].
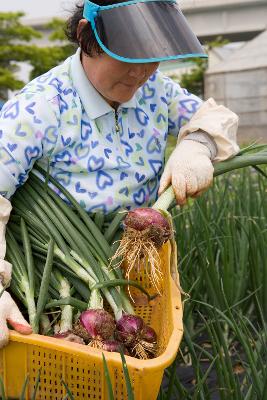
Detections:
[183, 131, 218, 160]
[177, 98, 240, 162]
[0, 260, 12, 286]
[0, 162, 19, 199]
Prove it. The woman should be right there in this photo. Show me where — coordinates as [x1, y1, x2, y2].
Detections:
[0, 0, 239, 346]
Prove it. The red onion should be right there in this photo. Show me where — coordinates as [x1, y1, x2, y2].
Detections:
[141, 324, 157, 343]
[73, 319, 91, 343]
[124, 208, 171, 248]
[111, 208, 172, 291]
[115, 314, 144, 346]
[115, 314, 158, 359]
[74, 309, 115, 348]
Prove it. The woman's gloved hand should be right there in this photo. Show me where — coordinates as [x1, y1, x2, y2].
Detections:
[159, 98, 240, 205]
[0, 261, 32, 347]
[0, 196, 32, 348]
[158, 140, 214, 205]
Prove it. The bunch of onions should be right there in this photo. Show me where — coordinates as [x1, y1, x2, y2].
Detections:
[70, 274, 158, 357]
[74, 310, 130, 354]
[74, 310, 157, 358]
[69, 265, 159, 354]
[71, 283, 134, 353]
[111, 145, 267, 291]
[73, 286, 158, 357]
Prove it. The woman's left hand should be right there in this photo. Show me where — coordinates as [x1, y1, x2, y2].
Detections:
[158, 140, 214, 205]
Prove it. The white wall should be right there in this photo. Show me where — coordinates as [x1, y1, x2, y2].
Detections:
[205, 68, 267, 142]
[0, 0, 72, 20]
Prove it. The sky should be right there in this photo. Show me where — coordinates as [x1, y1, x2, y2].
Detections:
[0, 0, 74, 20]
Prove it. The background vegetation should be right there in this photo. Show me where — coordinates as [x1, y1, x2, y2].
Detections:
[0, 12, 74, 100]
[160, 167, 267, 399]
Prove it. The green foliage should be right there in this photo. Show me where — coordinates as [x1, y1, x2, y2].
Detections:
[29, 45, 74, 82]
[29, 18, 75, 79]
[0, 12, 40, 99]
[46, 18, 69, 42]
[0, 12, 75, 101]
[0, 12, 41, 42]
[166, 167, 267, 399]
[179, 57, 207, 97]
[0, 66, 24, 92]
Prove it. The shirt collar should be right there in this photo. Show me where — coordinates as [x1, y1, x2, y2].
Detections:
[70, 48, 137, 120]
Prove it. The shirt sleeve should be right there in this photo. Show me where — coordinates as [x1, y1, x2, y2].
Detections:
[178, 98, 240, 162]
[0, 93, 59, 199]
[162, 75, 203, 137]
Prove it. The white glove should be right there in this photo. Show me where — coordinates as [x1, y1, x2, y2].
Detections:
[0, 281, 32, 347]
[159, 140, 214, 205]
[0, 195, 12, 260]
[0, 196, 32, 348]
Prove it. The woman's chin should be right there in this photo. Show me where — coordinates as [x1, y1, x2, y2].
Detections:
[105, 86, 137, 106]
[117, 92, 136, 104]
[117, 84, 138, 101]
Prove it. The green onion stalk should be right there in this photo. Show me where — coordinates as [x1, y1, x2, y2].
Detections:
[42, 267, 74, 334]
[7, 206, 121, 345]
[40, 314, 52, 335]
[50, 270, 86, 344]
[5, 224, 38, 333]
[153, 147, 267, 211]
[111, 145, 267, 291]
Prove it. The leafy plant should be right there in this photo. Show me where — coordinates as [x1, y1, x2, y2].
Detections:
[0, 13, 74, 101]
[29, 18, 75, 80]
[0, 12, 41, 99]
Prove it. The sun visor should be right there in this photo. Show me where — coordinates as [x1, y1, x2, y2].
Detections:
[84, 0, 207, 63]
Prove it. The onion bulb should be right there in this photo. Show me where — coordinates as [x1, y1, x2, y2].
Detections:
[110, 208, 172, 291]
[115, 314, 158, 359]
[74, 309, 115, 348]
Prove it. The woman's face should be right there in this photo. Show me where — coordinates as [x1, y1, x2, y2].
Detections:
[77, 19, 159, 107]
[81, 52, 159, 107]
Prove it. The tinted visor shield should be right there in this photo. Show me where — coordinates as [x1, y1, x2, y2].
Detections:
[84, 0, 207, 63]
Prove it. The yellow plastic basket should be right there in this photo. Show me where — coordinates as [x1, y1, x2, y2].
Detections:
[0, 242, 183, 400]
